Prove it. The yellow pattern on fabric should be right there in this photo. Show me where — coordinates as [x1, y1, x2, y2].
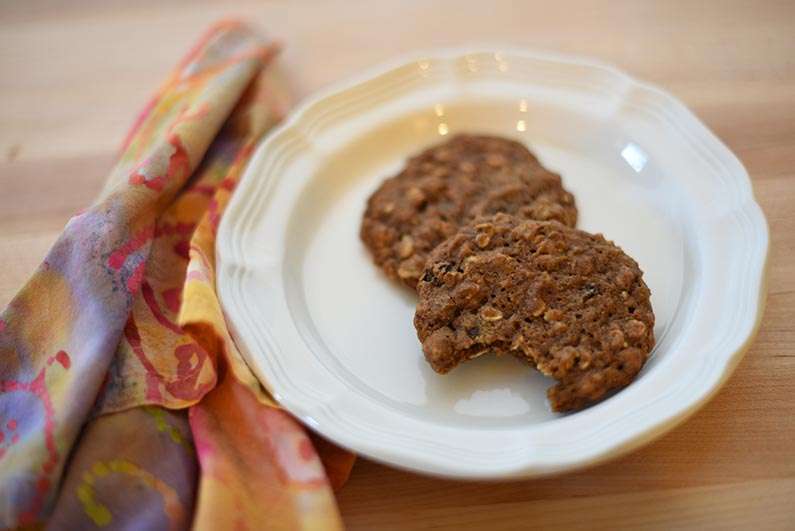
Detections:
[77, 459, 183, 529]
[0, 21, 354, 529]
[144, 406, 193, 451]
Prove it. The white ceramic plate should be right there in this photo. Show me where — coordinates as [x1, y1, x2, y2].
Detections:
[216, 48, 768, 479]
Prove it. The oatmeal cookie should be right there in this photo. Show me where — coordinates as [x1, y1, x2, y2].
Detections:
[413, 213, 655, 412]
[360, 134, 577, 289]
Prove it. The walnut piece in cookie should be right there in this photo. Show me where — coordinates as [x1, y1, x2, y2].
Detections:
[360, 134, 577, 289]
[413, 213, 655, 412]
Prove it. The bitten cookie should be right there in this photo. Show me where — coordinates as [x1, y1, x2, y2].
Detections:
[360, 134, 577, 289]
[413, 213, 655, 412]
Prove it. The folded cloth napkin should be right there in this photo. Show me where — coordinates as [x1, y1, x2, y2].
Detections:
[0, 21, 354, 530]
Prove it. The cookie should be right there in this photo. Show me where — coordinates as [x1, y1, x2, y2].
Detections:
[360, 134, 577, 289]
[413, 213, 655, 412]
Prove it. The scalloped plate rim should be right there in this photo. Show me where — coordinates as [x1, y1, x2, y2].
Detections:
[216, 46, 769, 479]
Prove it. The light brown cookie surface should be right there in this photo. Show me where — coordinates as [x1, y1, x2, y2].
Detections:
[413, 213, 655, 412]
[360, 134, 577, 289]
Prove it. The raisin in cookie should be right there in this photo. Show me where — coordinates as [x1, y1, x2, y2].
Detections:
[414, 213, 655, 412]
[360, 134, 577, 289]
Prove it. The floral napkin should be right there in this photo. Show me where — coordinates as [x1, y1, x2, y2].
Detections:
[0, 21, 354, 530]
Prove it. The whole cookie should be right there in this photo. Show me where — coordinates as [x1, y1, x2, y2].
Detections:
[360, 134, 577, 289]
[414, 213, 655, 412]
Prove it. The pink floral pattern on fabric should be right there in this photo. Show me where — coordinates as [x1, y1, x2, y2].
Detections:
[0, 21, 354, 529]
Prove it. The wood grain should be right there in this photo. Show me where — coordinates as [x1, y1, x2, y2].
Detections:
[1, 1, 793, 529]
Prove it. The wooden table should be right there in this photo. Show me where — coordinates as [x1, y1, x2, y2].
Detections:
[2, 1, 793, 529]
